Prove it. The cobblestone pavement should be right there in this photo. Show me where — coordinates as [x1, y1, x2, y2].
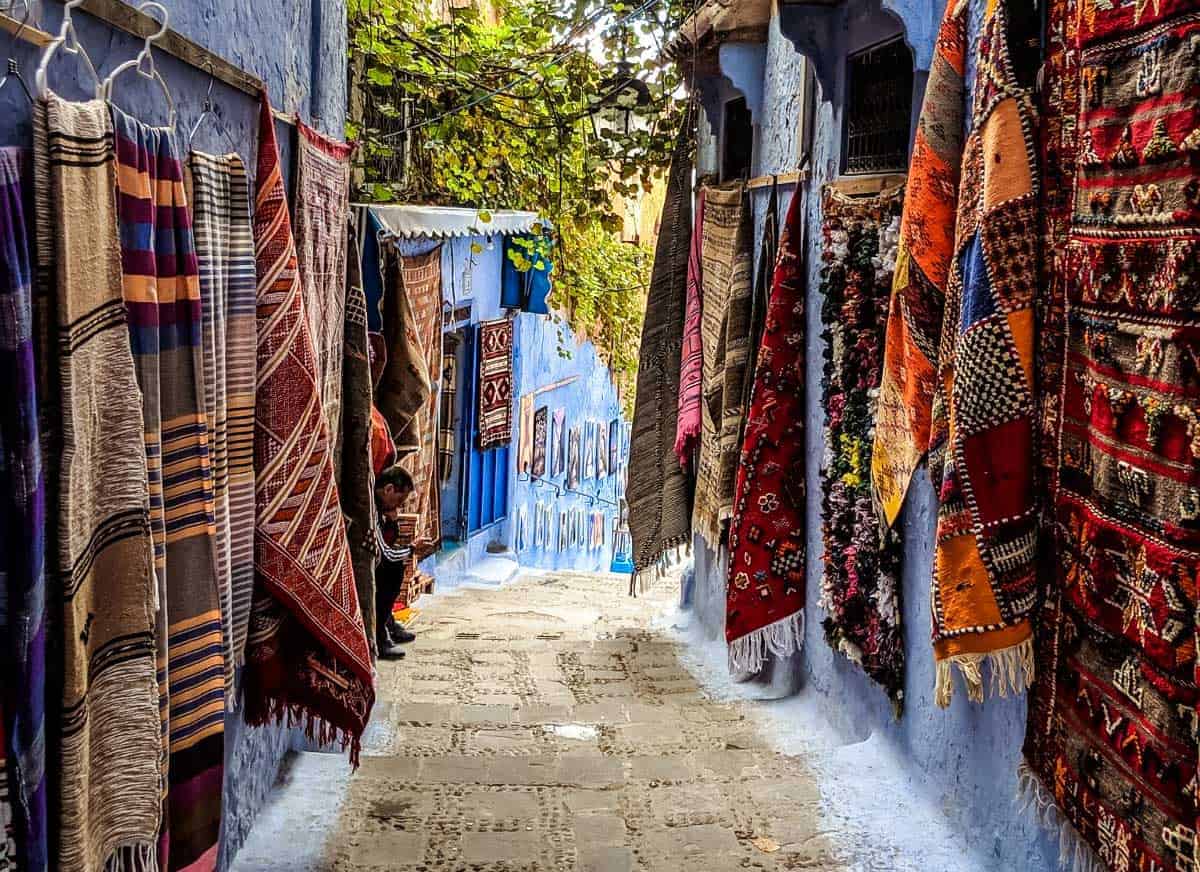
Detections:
[236, 571, 843, 871]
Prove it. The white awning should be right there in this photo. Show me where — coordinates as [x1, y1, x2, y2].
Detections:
[361, 204, 545, 240]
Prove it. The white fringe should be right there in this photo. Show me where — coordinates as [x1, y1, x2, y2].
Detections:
[105, 842, 158, 872]
[727, 610, 805, 674]
[1015, 761, 1105, 872]
[934, 636, 1035, 708]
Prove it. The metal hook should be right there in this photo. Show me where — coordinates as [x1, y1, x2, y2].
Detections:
[0, 0, 34, 103]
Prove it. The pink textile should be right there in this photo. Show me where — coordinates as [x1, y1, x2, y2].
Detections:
[673, 189, 705, 468]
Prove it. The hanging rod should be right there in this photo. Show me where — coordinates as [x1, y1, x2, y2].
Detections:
[745, 169, 809, 190]
[5, 1, 297, 126]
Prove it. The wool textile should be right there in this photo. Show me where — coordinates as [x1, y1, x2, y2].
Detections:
[627, 122, 695, 574]
[397, 249, 443, 558]
[478, 317, 514, 450]
[245, 96, 374, 762]
[518, 393, 535, 474]
[693, 182, 754, 546]
[0, 147, 47, 872]
[187, 150, 258, 689]
[111, 105, 226, 871]
[675, 189, 706, 468]
[295, 121, 354, 442]
[533, 405, 548, 478]
[1021, 0, 1200, 869]
[725, 185, 807, 675]
[819, 185, 906, 706]
[340, 224, 378, 654]
[439, 336, 458, 483]
[378, 246, 431, 455]
[33, 94, 161, 872]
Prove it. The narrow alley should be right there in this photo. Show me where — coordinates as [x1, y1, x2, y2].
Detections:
[231, 571, 842, 872]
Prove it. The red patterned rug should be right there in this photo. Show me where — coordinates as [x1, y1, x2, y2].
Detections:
[243, 96, 374, 760]
[478, 318, 514, 450]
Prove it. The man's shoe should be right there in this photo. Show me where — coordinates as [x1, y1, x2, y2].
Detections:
[390, 623, 416, 644]
[378, 642, 406, 660]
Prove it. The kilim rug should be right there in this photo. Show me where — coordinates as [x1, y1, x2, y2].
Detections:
[0, 147, 47, 872]
[533, 405, 548, 478]
[725, 185, 807, 675]
[518, 393, 535, 474]
[627, 119, 695, 576]
[693, 181, 754, 547]
[245, 96, 374, 762]
[478, 317, 514, 450]
[439, 335, 458, 483]
[674, 189, 705, 469]
[819, 184, 905, 707]
[295, 121, 354, 442]
[187, 150, 258, 693]
[33, 94, 161, 872]
[378, 245, 431, 455]
[340, 222, 378, 655]
[873, 1, 1040, 707]
[397, 249, 443, 558]
[1020, 1, 1200, 869]
[111, 105, 225, 872]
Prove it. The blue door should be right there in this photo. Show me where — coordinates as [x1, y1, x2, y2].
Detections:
[461, 323, 510, 534]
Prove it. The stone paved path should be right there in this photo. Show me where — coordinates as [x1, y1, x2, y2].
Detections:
[233, 571, 843, 871]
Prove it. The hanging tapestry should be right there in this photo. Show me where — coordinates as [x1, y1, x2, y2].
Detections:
[693, 182, 754, 546]
[396, 249, 444, 558]
[0, 147, 47, 872]
[439, 335, 458, 483]
[567, 426, 581, 490]
[609, 417, 620, 476]
[245, 96, 374, 762]
[819, 184, 906, 707]
[584, 421, 597, 480]
[675, 189, 706, 468]
[551, 408, 566, 478]
[725, 186, 808, 676]
[34, 95, 161, 872]
[478, 317, 514, 449]
[295, 121, 354, 441]
[188, 150, 258, 690]
[628, 118, 695, 574]
[872, 1, 1040, 707]
[518, 394, 535, 474]
[532, 406, 548, 478]
[1020, 1, 1200, 869]
[339, 222, 379, 654]
[377, 245, 430, 453]
[111, 105, 226, 871]
[597, 420, 609, 478]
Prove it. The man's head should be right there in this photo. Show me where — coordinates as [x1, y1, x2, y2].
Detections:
[376, 464, 415, 514]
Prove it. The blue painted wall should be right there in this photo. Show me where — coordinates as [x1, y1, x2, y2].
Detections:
[508, 313, 626, 573]
[0, 3, 347, 869]
[688, 2, 1058, 869]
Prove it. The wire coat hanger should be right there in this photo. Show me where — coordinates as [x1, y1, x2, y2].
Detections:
[0, 0, 35, 103]
[99, 1, 175, 129]
[35, 0, 101, 98]
[187, 61, 239, 155]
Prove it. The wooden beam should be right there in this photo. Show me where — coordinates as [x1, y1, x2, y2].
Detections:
[826, 172, 907, 197]
[0, 10, 54, 47]
[746, 169, 809, 190]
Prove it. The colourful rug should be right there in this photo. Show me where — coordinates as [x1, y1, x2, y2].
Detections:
[377, 244, 430, 453]
[295, 121, 354, 442]
[111, 104, 225, 872]
[1021, 2, 1200, 870]
[0, 147, 47, 872]
[627, 120, 695, 575]
[693, 182, 754, 546]
[675, 188, 706, 469]
[34, 94, 161, 872]
[725, 185, 807, 675]
[439, 336, 458, 483]
[478, 317, 514, 450]
[819, 184, 906, 707]
[188, 150, 259, 690]
[245, 95, 374, 762]
[397, 249, 444, 558]
[533, 405, 548, 478]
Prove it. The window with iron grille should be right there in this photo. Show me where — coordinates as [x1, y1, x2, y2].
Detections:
[842, 38, 914, 175]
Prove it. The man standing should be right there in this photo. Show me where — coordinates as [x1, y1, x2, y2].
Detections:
[375, 465, 419, 659]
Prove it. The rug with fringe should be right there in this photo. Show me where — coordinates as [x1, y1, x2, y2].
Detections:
[819, 184, 906, 708]
[1021, 0, 1200, 869]
[628, 119, 695, 575]
[724, 185, 807, 675]
[244, 95, 374, 763]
